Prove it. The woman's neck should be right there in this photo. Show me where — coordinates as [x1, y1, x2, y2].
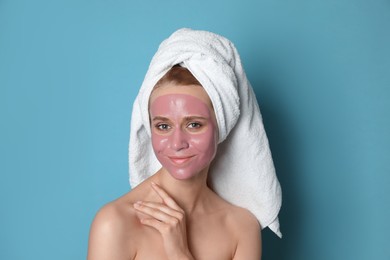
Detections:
[151, 167, 211, 215]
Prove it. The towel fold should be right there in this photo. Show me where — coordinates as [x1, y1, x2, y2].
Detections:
[129, 28, 282, 237]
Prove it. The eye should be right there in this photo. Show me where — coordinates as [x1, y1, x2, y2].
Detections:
[155, 123, 171, 131]
[187, 122, 202, 129]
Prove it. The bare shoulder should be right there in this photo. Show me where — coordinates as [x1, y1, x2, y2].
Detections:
[87, 192, 140, 260]
[224, 205, 262, 259]
[227, 205, 261, 232]
[207, 191, 261, 235]
[90, 197, 138, 236]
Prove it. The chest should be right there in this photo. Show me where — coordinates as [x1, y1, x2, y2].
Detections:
[134, 219, 235, 260]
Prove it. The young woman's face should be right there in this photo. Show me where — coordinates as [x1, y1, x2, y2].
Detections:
[149, 85, 218, 180]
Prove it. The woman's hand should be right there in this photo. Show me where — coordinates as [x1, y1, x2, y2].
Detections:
[133, 182, 194, 260]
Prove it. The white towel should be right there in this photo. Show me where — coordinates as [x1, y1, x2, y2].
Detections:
[129, 28, 282, 237]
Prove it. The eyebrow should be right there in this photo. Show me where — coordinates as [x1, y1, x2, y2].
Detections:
[183, 116, 208, 121]
[151, 116, 170, 122]
[151, 116, 208, 122]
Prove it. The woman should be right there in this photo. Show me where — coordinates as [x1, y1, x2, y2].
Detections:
[88, 28, 282, 260]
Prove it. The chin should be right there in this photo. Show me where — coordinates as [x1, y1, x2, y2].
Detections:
[168, 170, 199, 180]
[165, 167, 206, 181]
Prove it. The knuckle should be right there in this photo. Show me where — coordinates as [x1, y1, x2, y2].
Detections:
[162, 224, 171, 234]
[177, 213, 184, 221]
[170, 218, 179, 226]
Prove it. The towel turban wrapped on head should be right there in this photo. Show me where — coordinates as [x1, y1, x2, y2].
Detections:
[129, 28, 282, 237]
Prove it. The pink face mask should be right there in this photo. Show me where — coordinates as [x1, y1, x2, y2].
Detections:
[150, 93, 218, 180]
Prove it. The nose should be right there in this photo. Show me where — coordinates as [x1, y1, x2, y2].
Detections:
[170, 128, 189, 151]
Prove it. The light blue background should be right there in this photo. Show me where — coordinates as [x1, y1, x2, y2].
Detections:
[1, 0, 389, 259]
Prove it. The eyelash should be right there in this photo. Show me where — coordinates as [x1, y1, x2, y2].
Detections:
[155, 123, 171, 131]
[154, 122, 203, 131]
[187, 122, 202, 128]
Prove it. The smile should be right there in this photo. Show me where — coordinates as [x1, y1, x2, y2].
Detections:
[168, 156, 195, 165]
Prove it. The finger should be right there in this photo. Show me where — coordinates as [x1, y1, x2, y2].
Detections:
[140, 217, 181, 235]
[136, 201, 183, 219]
[151, 182, 182, 211]
[134, 202, 180, 223]
[139, 217, 167, 232]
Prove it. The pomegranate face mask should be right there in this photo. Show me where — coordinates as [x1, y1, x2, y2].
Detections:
[150, 93, 218, 180]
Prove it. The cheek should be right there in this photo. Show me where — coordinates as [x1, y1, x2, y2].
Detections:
[190, 128, 218, 155]
[151, 132, 168, 153]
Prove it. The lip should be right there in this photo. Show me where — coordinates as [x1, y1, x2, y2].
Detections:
[168, 155, 195, 165]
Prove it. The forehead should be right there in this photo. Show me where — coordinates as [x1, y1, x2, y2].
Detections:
[149, 84, 213, 109]
[150, 94, 212, 119]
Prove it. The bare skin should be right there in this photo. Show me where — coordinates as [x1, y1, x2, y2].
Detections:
[87, 85, 262, 260]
